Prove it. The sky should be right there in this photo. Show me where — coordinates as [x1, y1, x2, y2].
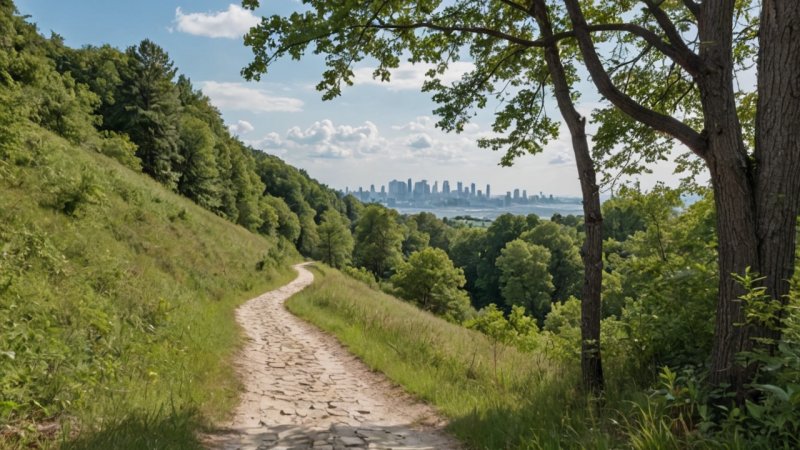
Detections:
[16, 0, 687, 196]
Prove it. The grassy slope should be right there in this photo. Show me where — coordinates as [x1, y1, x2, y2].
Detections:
[286, 265, 622, 450]
[0, 124, 298, 449]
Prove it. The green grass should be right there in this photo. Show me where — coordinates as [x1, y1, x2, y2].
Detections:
[286, 265, 627, 449]
[0, 124, 298, 448]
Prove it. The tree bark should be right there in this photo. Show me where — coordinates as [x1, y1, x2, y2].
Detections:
[532, 0, 604, 393]
[755, 0, 800, 332]
[695, 0, 761, 391]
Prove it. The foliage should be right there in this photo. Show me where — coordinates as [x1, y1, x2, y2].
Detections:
[496, 239, 554, 322]
[353, 205, 404, 278]
[466, 304, 540, 379]
[315, 209, 353, 269]
[390, 247, 474, 323]
[521, 221, 582, 301]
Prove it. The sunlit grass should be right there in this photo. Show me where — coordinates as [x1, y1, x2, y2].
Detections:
[286, 265, 624, 449]
[0, 126, 298, 448]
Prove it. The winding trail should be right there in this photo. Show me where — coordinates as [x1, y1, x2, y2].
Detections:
[205, 263, 459, 450]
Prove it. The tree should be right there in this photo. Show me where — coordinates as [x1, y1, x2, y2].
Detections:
[474, 214, 528, 309]
[263, 195, 300, 243]
[177, 115, 219, 209]
[316, 209, 354, 268]
[496, 239, 554, 322]
[353, 205, 404, 277]
[110, 39, 182, 188]
[411, 212, 453, 251]
[521, 221, 582, 301]
[448, 227, 487, 299]
[391, 247, 473, 322]
[557, 1, 800, 393]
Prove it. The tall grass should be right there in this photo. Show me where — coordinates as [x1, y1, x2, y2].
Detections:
[286, 265, 623, 449]
[0, 125, 297, 448]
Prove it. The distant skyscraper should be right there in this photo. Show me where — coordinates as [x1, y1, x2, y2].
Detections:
[370, 184, 375, 193]
[408, 178, 412, 193]
[432, 181, 438, 194]
[486, 184, 491, 199]
[457, 181, 463, 194]
[381, 185, 386, 194]
[522, 190, 527, 200]
[443, 180, 450, 194]
[470, 183, 476, 196]
[513, 188, 520, 199]
[388, 179, 407, 198]
[477, 189, 483, 197]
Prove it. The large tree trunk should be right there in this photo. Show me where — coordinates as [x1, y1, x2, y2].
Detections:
[532, 0, 604, 393]
[755, 0, 800, 330]
[695, 2, 761, 390]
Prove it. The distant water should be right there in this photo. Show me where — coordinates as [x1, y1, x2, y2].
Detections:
[391, 201, 584, 220]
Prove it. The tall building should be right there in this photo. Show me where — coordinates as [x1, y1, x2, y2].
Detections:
[486, 184, 491, 199]
[443, 180, 450, 194]
[470, 183, 476, 196]
[432, 181, 438, 194]
[413, 180, 430, 198]
[370, 184, 375, 194]
[513, 188, 520, 200]
[388, 179, 408, 198]
[457, 181, 463, 194]
[522, 190, 527, 200]
[407, 178, 412, 193]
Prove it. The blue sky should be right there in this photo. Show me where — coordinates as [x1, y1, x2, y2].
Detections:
[17, 0, 683, 196]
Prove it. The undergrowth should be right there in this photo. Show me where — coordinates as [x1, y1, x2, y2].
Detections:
[0, 125, 297, 448]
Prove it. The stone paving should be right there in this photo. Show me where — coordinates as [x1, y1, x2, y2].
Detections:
[205, 263, 459, 450]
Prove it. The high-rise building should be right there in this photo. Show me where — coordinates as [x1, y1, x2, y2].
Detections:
[408, 178, 412, 193]
[486, 184, 491, 199]
[457, 181, 463, 194]
[522, 190, 527, 200]
[513, 188, 520, 199]
[443, 180, 450, 194]
[432, 181, 438, 194]
[370, 184, 375, 194]
[413, 180, 430, 198]
[381, 185, 386, 194]
[388, 179, 408, 198]
[470, 183, 476, 196]
[477, 189, 483, 198]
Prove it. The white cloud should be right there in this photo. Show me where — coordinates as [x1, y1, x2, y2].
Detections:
[174, 4, 260, 39]
[200, 81, 303, 113]
[249, 120, 385, 159]
[407, 134, 434, 149]
[549, 151, 575, 165]
[353, 62, 475, 91]
[228, 119, 255, 135]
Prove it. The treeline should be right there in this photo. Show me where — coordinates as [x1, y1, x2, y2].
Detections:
[0, 2, 345, 252]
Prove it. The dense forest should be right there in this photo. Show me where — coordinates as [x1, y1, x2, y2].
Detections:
[2, 0, 800, 448]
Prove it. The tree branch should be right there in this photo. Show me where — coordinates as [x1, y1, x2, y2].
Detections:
[641, 0, 703, 71]
[562, 0, 708, 157]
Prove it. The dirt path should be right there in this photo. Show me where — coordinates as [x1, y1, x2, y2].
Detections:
[205, 263, 460, 450]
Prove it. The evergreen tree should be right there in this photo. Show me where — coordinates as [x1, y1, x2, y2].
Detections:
[111, 39, 182, 188]
[353, 205, 403, 277]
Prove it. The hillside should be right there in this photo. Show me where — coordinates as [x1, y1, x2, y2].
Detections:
[0, 119, 300, 448]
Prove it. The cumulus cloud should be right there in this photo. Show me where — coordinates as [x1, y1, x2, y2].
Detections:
[174, 4, 260, 39]
[248, 120, 385, 159]
[353, 62, 475, 91]
[228, 119, 255, 135]
[407, 134, 434, 149]
[200, 81, 303, 113]
[549, 151, 574, 165]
